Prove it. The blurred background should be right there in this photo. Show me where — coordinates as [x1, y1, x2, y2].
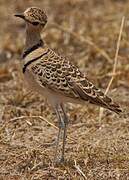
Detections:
[0, 0, 129, 179]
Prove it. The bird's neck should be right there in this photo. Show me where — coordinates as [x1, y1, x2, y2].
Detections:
[25, 28, 42, 50]
[22, 28, 44, 59]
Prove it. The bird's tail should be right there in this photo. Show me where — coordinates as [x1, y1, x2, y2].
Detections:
[93, 94, 122, 114]
[104, 100, 122, 114]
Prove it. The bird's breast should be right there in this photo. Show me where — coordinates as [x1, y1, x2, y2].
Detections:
[24, 68, 45, 93]
[23, 68, 62, 106]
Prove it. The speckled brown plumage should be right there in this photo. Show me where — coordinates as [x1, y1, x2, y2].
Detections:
[15, 7, 122, 163]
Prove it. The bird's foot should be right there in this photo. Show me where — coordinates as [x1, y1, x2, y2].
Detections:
[54, 156, 65, 165]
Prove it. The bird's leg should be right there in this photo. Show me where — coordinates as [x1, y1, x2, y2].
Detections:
[60, 103, 69, 162]
[54, 105, 65, 163]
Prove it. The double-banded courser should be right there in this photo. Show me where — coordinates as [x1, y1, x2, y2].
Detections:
[15, 7, 122, 163]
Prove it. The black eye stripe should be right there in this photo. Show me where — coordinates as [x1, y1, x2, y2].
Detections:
[32, 22, 39, 25]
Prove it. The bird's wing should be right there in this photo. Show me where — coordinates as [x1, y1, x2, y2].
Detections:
[30, 48, 122, 114]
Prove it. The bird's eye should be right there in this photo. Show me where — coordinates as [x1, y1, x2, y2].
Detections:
[32, 22, 39, 26]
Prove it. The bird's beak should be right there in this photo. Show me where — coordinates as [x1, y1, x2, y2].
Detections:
[14, 13, 25, 19]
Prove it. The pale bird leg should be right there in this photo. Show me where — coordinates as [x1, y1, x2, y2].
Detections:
[54, 104, 68, 163]
[60, 103, 69, 162]
[54, 105, 65, 162]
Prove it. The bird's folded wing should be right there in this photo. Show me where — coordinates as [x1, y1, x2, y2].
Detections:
[30, 56, 122, 114]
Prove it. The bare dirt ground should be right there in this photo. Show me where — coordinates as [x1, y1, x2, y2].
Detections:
[0, 0, 129, 179]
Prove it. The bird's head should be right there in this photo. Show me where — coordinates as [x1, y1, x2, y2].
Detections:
[15, 7, 47, 31]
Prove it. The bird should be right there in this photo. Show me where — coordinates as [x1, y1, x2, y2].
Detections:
[15, 7, 122, 163]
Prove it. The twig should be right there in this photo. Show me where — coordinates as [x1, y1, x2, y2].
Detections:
[9, 115, 75, 142]
[74, 160, 87, 179]
[105, 16, 125, 94]
[99, 16, 125, 120]
[9, 115, 58, 129]
[50, 22, 112, 63]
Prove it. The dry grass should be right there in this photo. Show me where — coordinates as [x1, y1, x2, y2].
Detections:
[0, 0, 129, 179]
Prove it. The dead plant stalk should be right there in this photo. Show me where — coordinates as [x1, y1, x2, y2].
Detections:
[99, 16, 125, 120]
